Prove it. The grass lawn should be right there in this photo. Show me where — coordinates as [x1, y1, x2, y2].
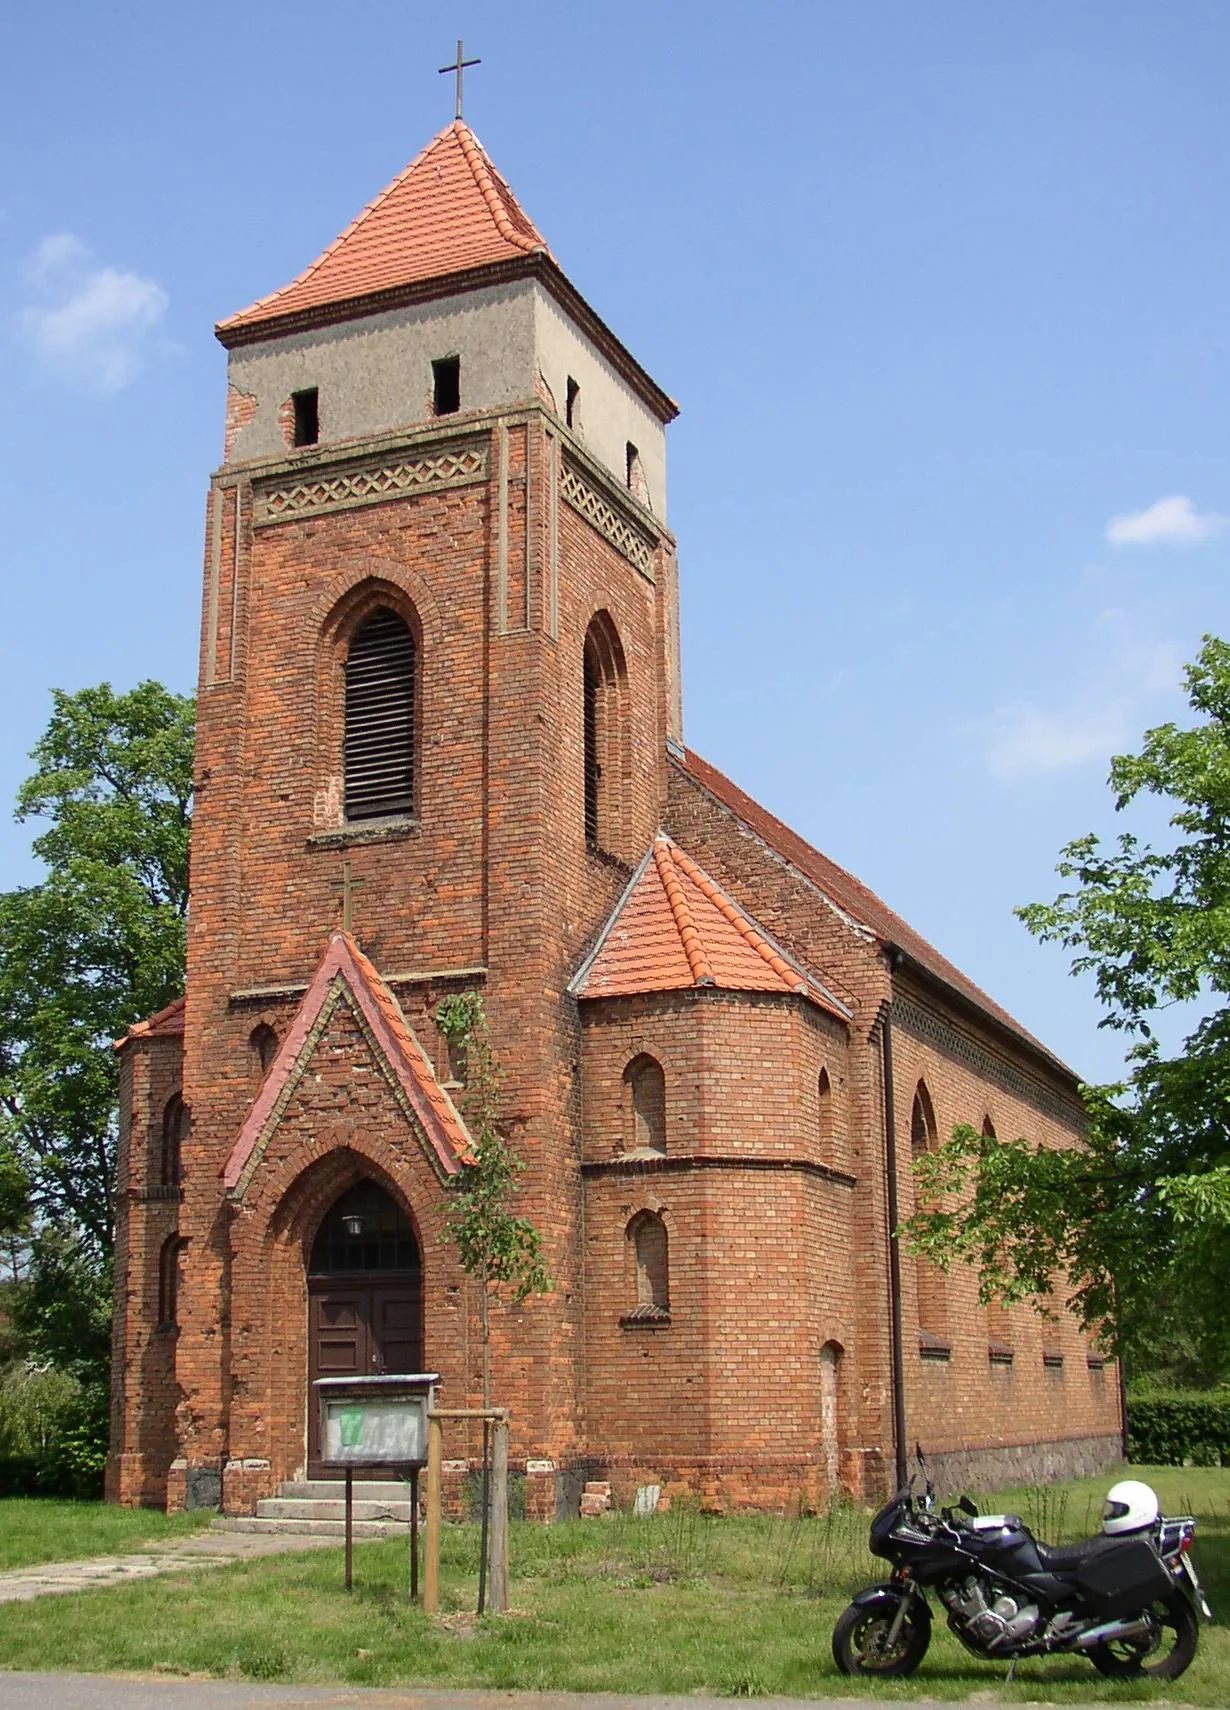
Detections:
[0, 1498, 210, 1572]
[0, 1465, 1224, 1701]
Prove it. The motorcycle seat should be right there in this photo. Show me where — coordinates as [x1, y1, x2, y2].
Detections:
[1034, 1535, 1123, 1573]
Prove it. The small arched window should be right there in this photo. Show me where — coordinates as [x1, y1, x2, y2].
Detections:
[250, 1024, 278, 1081]
[161, 1094, 187, 1189]
[624, 1054, 666, 1155]
[817, 1067, 833, 1157]
[582, 612, 629, 857]
[344, 606, 417, 821]
[981, 1115, 997, 1140]
[910, 1082, 948, 1352]
[157, 1235, 181, 1330]
[819, 1340, 842, 1487]
[625, 1212, 670, 1319]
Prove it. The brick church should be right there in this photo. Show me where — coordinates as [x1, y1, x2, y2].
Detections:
[107, 117, 1121, 1517]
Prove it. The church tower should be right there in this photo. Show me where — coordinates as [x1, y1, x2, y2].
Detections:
[113, 119, 682, 1511]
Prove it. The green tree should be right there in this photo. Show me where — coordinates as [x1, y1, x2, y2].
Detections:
[0, 682, 194, 1254]
[435, 992, 549, 1405]
[907, 637, 1230, 1381]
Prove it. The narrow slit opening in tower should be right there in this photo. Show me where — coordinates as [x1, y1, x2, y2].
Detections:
[432, 356, 461, 416]
[566, 376, 580, 429]
[292, 388, 319, 447]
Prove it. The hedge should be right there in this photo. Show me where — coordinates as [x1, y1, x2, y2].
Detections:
[1127, 1389, 1230, 1467]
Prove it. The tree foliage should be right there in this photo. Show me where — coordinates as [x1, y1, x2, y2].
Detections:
[435, 992, 549, 1405]
[907, 637, 1230, 1381]
[0, 682, 194, 1253]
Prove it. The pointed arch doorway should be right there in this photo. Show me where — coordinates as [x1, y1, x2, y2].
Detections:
[307, 1181, 423, 1476]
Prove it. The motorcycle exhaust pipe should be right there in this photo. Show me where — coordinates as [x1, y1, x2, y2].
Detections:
[1072, 1614, 1153, 1651]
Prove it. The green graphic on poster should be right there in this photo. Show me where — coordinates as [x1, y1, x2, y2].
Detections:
[339, 1407, 365, 1448]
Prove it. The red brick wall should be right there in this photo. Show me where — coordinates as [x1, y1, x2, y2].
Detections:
[172, 405, 677, 1502]
[107, 1033, 183, 1506]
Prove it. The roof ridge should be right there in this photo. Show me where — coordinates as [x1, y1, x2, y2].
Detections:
[218, 127, 456, 332]
[669, 841, 807, 994]
[653, 835, 713, 985]
[454, 122, 544, 255]
[676, 748, 1073, 1077]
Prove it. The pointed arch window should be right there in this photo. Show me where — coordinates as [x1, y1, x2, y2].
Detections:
[582, 612, 629, 857]
[911, 1081, 949, 1356]
[624, 1054, 666, 1155]
[161, 1094, 187, 1189]
[157, 1235, 182, 1331]
[344, 607, 417, 821]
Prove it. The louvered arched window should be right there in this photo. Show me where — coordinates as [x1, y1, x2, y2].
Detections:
[344, 607, 417, 821]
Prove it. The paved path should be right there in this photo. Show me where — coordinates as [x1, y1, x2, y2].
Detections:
[0, 1679, 955, 1710]
[0, 1530, 338, 1604]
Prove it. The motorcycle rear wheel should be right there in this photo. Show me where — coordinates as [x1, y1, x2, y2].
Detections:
[1088, 1592, 1198, 1681]
[832, 1598, 930, 1677]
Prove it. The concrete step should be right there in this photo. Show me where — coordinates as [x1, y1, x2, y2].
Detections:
[276, 1480, 415, 1502]
[255, 1497, 412, 1522]
[213, 1516, 408, 1539]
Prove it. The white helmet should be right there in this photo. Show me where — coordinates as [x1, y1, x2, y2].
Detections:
[1102, 1479, 1159, 1535]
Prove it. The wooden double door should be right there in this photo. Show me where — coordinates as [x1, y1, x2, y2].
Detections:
[307, 1276, 422, 1475]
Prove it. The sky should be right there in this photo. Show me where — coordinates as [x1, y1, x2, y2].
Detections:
[3, 0, 1230, 1085]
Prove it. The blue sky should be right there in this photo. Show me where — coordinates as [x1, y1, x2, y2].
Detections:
[3, 0, 1229, 1084]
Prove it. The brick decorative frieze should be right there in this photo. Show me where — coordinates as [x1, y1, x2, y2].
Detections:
[254, 444, 486, 526]
[892, 995, 1085, 1128]
[561, 460, 654, 579]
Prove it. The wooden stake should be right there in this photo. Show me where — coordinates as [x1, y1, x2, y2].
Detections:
[424, 1415, 443, 1613]
[489, 1419, 509, 1614]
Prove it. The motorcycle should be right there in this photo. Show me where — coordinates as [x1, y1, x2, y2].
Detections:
[832, 1452, 1213, 1680]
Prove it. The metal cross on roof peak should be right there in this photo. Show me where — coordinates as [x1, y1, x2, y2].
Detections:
[439, 40, 481, 122]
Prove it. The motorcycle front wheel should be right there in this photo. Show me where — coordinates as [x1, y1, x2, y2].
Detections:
[832, 1595, 931, 1677]
[1088, 1592, 1199, 1681]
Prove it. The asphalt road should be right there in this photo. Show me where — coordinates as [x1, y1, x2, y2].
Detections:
[0, 1676, 955, 1710]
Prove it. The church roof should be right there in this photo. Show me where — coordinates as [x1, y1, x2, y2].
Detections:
[222, 930, 474, 1198]
[114, 995, 184, 1049]
[675, 749, 1074, 1078]
[217, 120, 550, 340]
[570, 834, 850, 1018]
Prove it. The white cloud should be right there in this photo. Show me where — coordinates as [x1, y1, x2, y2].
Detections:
[985, 614, 1180, 781]
[16, 233, 168, 393]
[1106, 494, 1226, 548]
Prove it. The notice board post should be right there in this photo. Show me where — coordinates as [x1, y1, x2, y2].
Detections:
[314, 1372, 438, 1600]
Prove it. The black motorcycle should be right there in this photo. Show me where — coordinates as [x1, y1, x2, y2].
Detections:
[832, 1464, 1212, 1680]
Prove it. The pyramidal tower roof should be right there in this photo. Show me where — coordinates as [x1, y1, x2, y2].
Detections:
[218, 121, 552, 341]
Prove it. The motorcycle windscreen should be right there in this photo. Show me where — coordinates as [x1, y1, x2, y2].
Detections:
[1075, 1538, 1175, 1617]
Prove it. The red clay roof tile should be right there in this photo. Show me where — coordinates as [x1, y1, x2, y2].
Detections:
[676, 748, 1073, 1076]
[218, 121, 550, 337]
[223, 931, 474, 1196]
[572, 836, 848, 1018]
[114, 995, 185, 1050]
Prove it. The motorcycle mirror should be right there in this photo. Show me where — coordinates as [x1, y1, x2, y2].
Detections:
[959, 1495, 978, 1517]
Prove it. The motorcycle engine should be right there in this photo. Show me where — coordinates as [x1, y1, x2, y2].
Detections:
[942, 1577, 1042, 1649]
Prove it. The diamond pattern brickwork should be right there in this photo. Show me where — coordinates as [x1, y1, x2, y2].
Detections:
[561, 461, 654, 579]
[255, 446, 486, 526]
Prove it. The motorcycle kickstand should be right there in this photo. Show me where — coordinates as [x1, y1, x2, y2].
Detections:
[1005, 1659, 1017, 1685]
